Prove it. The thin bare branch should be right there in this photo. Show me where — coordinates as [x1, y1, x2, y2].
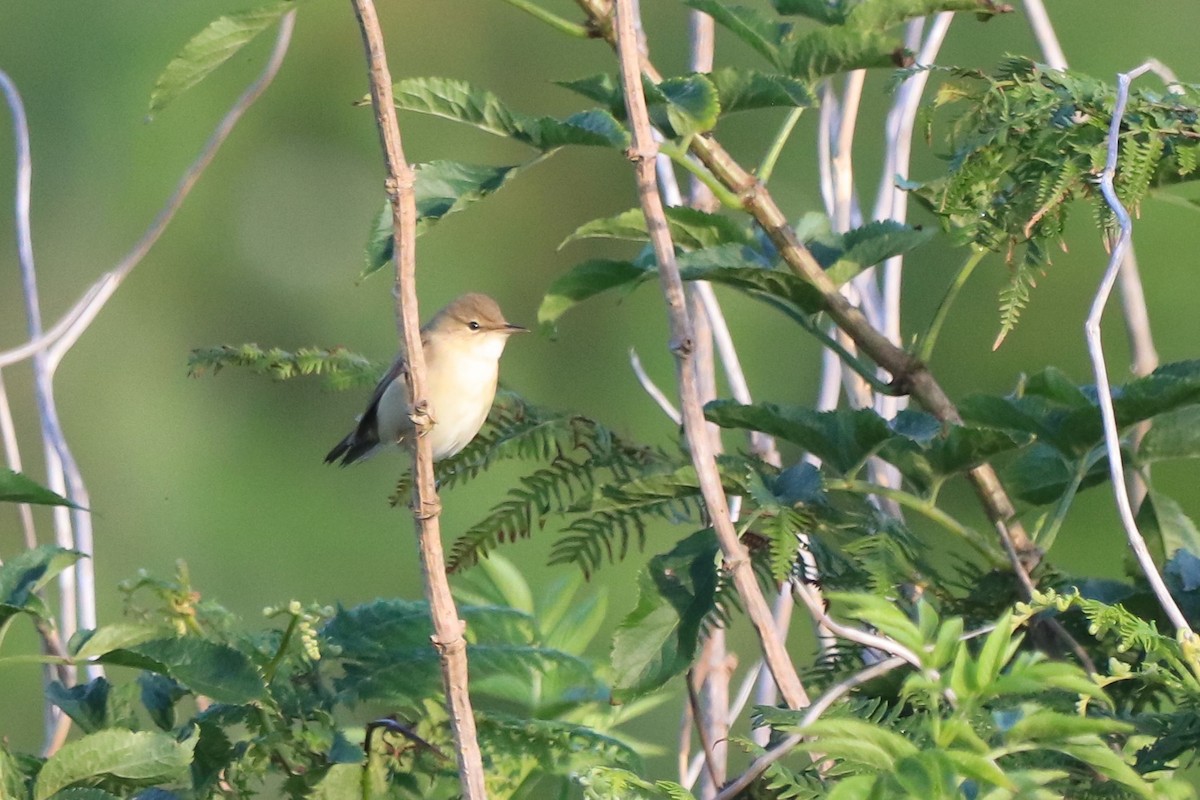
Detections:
[629, 348, 681, 424]
[348, 2, 487, 794]
[1021, 0, 1066, 70]
[0, 372, 36, 547]
[1089, 63, 1195, 643]
[612, 0, 809, 711]
[714, 656, 907, 800]
[792, 579, 924, 669]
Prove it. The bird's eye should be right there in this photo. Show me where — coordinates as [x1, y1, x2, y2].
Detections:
[468, 320, 481, 330]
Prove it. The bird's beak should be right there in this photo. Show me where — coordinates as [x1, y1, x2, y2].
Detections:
[503, 323, 529, 334]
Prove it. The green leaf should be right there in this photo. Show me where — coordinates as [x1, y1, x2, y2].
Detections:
[71, 623, 165, 661]
[942, 750, 1014, 791]
[880, 412, 1027, 494]
[679, 260, 826, 315]
[681, 0, 791, 69]
[148, 2, 291, 116]
[100, 638, 266, 705]
[770, 0, 847, 23]
[390, 77, 629, 149]
[824, 775, 880, 800]
[828, 592, 926, 659]
[647, 75, 720, 138]
[1137, 489, 1200, 565]
[707, 402, 893, 475]
[1004, 709, 1133, 742]
[1138, 405, 1200, 462]
[34, 729, 194, 800]
[538, 259, 652, 336]
[709, 67, 816, 113]
[0, 546, 83, 628]
[561, 206, 753, 251]
[138, 673, 186, 732]
[796, 718, 919, 770]
[45, 789, 125, 800]
[46, 679, 111, 734]
[556, 73, 623, 114]
[363, 157, 551, 278]
[310, 764, 364, 800]
[963, 361, 1200, 457]
[827, 220, 934, 283]
[0, 469, 79, 508]
[611, 531, 720, 702]
[789, 27, 904, 83]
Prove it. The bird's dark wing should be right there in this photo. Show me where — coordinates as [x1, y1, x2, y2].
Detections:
[324, 356, 409, 466]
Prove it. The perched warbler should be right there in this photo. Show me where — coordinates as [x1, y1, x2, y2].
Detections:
[325, 293, 526, 465]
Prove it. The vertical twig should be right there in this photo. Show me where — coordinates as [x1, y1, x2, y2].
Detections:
[1021, 0, 1067, 70]
[0, 373, 36, 548]
[612, 0, 809, 711]
[347, 2, 488, 795]
[1090, 63, 1194, 644]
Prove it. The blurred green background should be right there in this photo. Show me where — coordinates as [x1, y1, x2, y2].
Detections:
[2, 0, 1200, 776]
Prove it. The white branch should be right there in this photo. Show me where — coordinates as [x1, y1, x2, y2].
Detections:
[1089, 63, 1194, 640]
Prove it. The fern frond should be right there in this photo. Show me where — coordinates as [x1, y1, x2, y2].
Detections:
[993, 257, 1040, 349]
[476, 712, 640, 773]
[188, 344, 380, 389]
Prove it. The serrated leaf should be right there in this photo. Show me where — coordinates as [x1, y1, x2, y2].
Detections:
[363, 157, 551, 278]
[611, 531, 719, 702]
[709, 67, 815, 113]
[148, 2, 291, 116]
[1138, 490, 1200, 566]
[390, 77, 628, 149]
[682, 0, 791, 69]
[678, 260, 826, 315]
[1003, 444, 1106, 507]
[648, 75, 720, 137]
[0, 469, 79, 508]
[46, 679, 111, 735]
[706, 402, 893, 475]
[556, 73, 623, 114]
[538, 259, 653, 336]
[99, 639, 266, 705]
[831, 220, 933, 281]
[561, 206, 753, 251]
[71, 623, 165, 661]
[789, 26, 904, 83]
[0, 546, 83, 628]
[1138, 405, 1200, 462]
[962, 362, 1200, 456]
[879, 416, 1027, 495]
[34, 730, 194, 800]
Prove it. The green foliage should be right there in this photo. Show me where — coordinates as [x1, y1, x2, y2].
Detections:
[0, 564, 641, 799]
[362, 156, 552, 278]
[748, 597, 1193, 799]
[610, 531, 720, 701]
[389, 77, 629, 150]
[913, 57, 1200, 338]
[0, 469, 79, 509]
[683, 0, 1009, 81]
[0, 546, 83, 646]
[188, 343, 381, 390]
[538, 214, 930, 335]
[148, 1, 296, 116]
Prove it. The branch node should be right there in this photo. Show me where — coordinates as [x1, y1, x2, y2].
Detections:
[670, 336, 694, 358]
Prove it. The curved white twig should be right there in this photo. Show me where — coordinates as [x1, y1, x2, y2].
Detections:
[1089, 63, 1193, 640]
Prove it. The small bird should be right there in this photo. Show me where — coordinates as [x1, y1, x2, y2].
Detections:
[325, 293, 526, 466]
